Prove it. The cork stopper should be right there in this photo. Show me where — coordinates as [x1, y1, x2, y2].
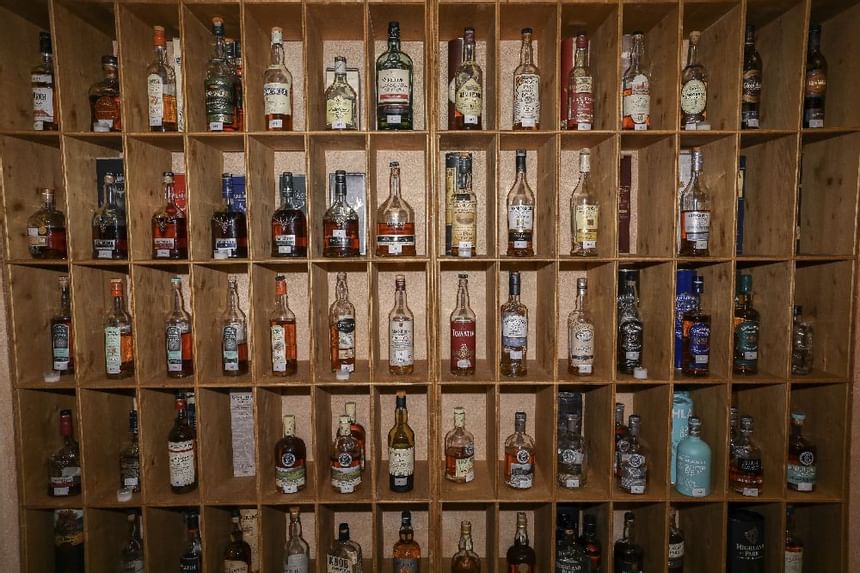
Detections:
[282, 414, 295, 436]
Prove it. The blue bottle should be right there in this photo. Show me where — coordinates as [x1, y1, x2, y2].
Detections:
[676, 416, 712, 497]
[675, 269, 697, 370]
[671, 390, 694, 485]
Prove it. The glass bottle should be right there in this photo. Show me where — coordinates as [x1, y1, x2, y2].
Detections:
[506, 149, 535, 256]
[376, 21, 414, 130]
[271, 274, 298, 377]
[222, 275, 249, 376]
[729, 415, 763, 497]
[614, 402, 629, 479]
[393, 511, 421, 571]
[568, 277, 595, 376]
[284, 506, 310, 573]
[331, 415, 362, 494]
[681, 275, 710, 376]
[105, 278, 133, 378]
[614, 512, 644, 573]
[32, 31, 57, 131]
[376, 161, 416, 256]
[224, 511, 252, 572]
[275, 415, 306, 494]
[556, 526, 590, 573]
[787, 411, 816, 492]
[152, 171, 188, 259]
[328, 523, 363, 573]
[678, 148, 711, 256]
[675, 416, 712, 497]
[671, 390, 694, 486]
[504, 411, 535, 489]
[264, 27, 293, 131]
[88, 55, 121, 132]
[450, 273, 477, 376]
[147, 25, 177, 132]
[48, 409, 81, 497]
[803, 24, 827, 129]
[454, 27, 483, 130]
[668, 508, 685, 573]
[451, 153, 477, 257]
[119, 407, 141, 494]
[272, 172, 307, 257]
[619, 414, 647, 494]
[733, 273, 760, 375]
[179, 511, 202, 572]
[323, 170, 360, 257]
[729, 406, 739, 455]
[785, 505, 803, 573]
[579, 514, 602, 572]
[205, 17, 235, 132]
[27, 187, 67, 259]
[617, 276, 644, 375]
[93, 172, 129, 259]
[506, 512, 536, 572]
[622, 33, 650, 130]
[742, 25, 763, 129]
[570, 149, 599, 256]
[225, 38, 244, 132]
[557, 413, 587, 489]
[567, 33, 594, 131]
[168, 394, 197, 494]
[325, 56, 358, 130]
[445, 406, 475, 483]
[165, 275, 193, 377]
[680, 31, 708, 129]
[51, 275, 74, 375]
[388, 391, 415, 492]
[451, 521, 481, 573]
[120, 512, 144, 573]
[54, 508, 84, 573]
[211, 173, 248, 258]
[345, 402, 366, 472]
[388, 274, 415, 375]
[329, 272, 356, 373]
[500, 271, 528, 377]
[791, 305, 814, 375]
[512, 28, 541, 130]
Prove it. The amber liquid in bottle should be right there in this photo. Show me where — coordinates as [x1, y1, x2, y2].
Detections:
[270, 274, 298, 376]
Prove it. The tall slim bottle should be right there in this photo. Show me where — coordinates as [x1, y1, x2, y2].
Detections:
[147, 25, 177, 132]
[271, 274, 298, 376]
[500, 271, 528, 377]
[376, 21, 414, 130]
[680, 31, 708, 129]
[733, 273, 760, 375]
[570, 149, 599, 256]
[329, 272, 356, 373]
[506, 150, 535, 257]
[679, 148, 712, 256]
[105, 278, 134, 378]
[742, 25, 762, 129]
[803, 25, 827, 128]
[450, 274, 477, 376]
[568, 277, 595, 376]
[263, 27, 293, 131]
[622, 33, 650, 130]
[165, 275, 193, 378]
[454, 28, 483, 130]
[388, 391, 415, 492]
[512, 28, 541, 130]
[388, 274, 414, 375]
[32, 32, 57, 131]
[168, 394, 197, 494]
[204, 17, 235, 132]
[272, 172, 307, 257]
[567, 33, 594, 130]
[284, 506, 310, 573]
[221, 275, 249, 376]
[51, 276, 74, 375]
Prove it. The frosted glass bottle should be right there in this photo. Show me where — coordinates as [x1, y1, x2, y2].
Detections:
[675, 416, 711, 497]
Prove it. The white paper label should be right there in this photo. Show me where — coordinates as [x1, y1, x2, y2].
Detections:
[389, 319, 413, 366]
[513, 74, 540, 126]
[508, 204, 534, 232]
[681, 79, 707, 114]
[377, 69, 410, 105]
[264, 81, 291, 115]
[148, 74, 164, 126]
[285, 554, 309, 573]
[389, 447, 415, 477]
[168, 439, 195, 487]
[104, 326, 122, 374]
[624, 74, 650, 125]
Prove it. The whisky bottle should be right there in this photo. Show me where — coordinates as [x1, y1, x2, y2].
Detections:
[223, 511, 252, 573]
[272, 172, 307, 257]
[451, 153, 477, 257]
[329, 272, 356, 373]
[512, 28, 541, 130]
[445, 407, 476, 483]
[729, 415, 763, 497]
[567, 33, 594, 130]
[48, 409, 81, 497]
[51, 276, 74, 375]
[733, 273, 760, 375]
[271, 274, 298, 376]
[344, 402, 366, 471]
[92, 173, 129, 259]
[506, 512, 536, 571]
[225, 38, 244, 132]
[742, 25, 762, 129]
[88, 55, 121, 132]
[263, 27, 293, 131]
[444, 153, 457, 253]
[392, 511, 421, 571]
[450, 273, 477, 376]
[376, 161, 416, 256]
[791, 306, 814, 375]
[388, 391, 415, 492]
[617, 272, 644, 375]
[614, 402, 628, 479]
[506, 150, 535, 256]
[504, 411, 535, 489]
[680, 31, 707, 130]
[179, 511, 203, 572]
[120, 512, 144, 572]
[323, 171, 360, 257]
[570, 149, 599, 256]
[275, 415, 306, 494]
[619, 414, 647, 494]
[389, 274, 415, 375]
[205, 17, 236, 132]
[622, 33, 650, 130]
[671, 390, 694, 486]
[568, 277, 595, 375]
[211, 173, 249, 258]
[147, 26, 178, 132]
[454, 27, 483, 130]
[729, 406, 739, 455]
[803, 25, 827, 129]
[54, 509, 84, 573]
[668, 508, 685, 573]
[32, 31, 57, 131]
[27, 188, 67, 259]
[613, 512, 644, 572]
[152, 171, 188, 259]
[557, 525, 590, 573]
[222, 275, 249, 376]
[376, 21, 414, 130]
[579, 514, 602, 572]
[326, 56, 358, 130]
[328, 523, 363, 573]
[284, 506, 310, 573]
[679, 148, 712, 256]
[675, 416, 712, 497]
[785, 505, 803, 573]
[681, 275, 710, 376]
[105, 278, 134, 378]
[331, 415, 362, 494]
[728, 509, 765, 572]
[119, 407, 141, 494]
[165, 276, 193, 378]
[451, 521, 481, 572]
[168, 394, 197, 494]
[557, 413, 586, 489]
[787, 411, 816, 492]
[500, 271, 528, 377]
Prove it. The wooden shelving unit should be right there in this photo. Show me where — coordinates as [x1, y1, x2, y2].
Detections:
[1, 0, 857, 571]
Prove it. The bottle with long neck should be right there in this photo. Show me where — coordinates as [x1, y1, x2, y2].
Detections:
[579, 514, 602, 571]
[506, 150, 535, 256]
[452, 521, 481, 572]
[388, 274, 414, 375]
[506, 512, 536, 571]
[120, 512, 144, 572]
[388, 391, 415, 492]
[168, 395, 197, 494]
[331, 414, 362, 494]
[284, 506, 310, 573]
[105, 278, 134, 378]
[454, 28, 483, 130]
[147, 25, 177, 132]
[622, 33, 650, 130]
[344, 401, 366, 471]
[271, 274, 298, 376]
[614, 512, 644, 572]
[328, 523, 363, 572]
[668, 508, 685, 573]
[679, 148, 711, 256]
[450, 273, 477, 376]
[570, 149, 599, 256]
[221, 275, 248, 376]
[742, 25, 762, 129]
[119, 406, 141, 494]
[803, 24, 827, 128]
[272, 172, 307, 257]
[392, 511, 421, 570]
[211, 173, 248, 259]
[28, 187, 67, 259]
[32, 31, 57, 131]
[223, 511, 252, 572]
[89, 55, 121, 132]
[51, 276, 74, 374]
[152, 171, 187, 259]
[376, 161, 416, 256]
[264, 26, 293, 131]
[567, 33, 593, 130]
[205, 17, 235, 131]
[785, 505, 803, 572]
[787, 411, 816, 492]
[568, 277, 595, 376]
[165, 275, 193, 377]
[451, 153, 477, 257]
[323, 171, 360, 257]
[48, 409, 81, 497]
[329, 272, 356, 373]
[376, 21, 414, 130]
[179, 511, 202, 572]
[681, 31, 707, 129]
[614, 402, 628, 478]
[93, 173, 128, 259]
[619, 415, 647, 494]
[501, 271, 528, 376]
[791, 305, 814, 375]
[733, 273, 760, 375]
[513, 28, 540, 130]
[681, 275, 710, 376]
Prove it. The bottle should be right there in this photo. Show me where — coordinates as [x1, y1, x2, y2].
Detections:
[284, 506, 310, 573]
[729, 406, 739, 455]
[622, 33, 650, 130]
[579, 514, 602, 572]
[454, 27, 483, 130]
[120, 512, 144, 572]
[680, 31, 707, 129]
[271, 274, 298, 376]
[729, 415, 763, 497]
[272, 172, 308, 257]
[119, 407, 141, 494]
[328, 523, 363, 572]
[48, 409, 81, 497]
[450, 274, 477, 376]
[512, 28, 541, 130]
[791, 305, 814, 375]
[226, 38, 244, 131]
[168, 394, 197, 494]
[451, 521, 481, 572]
[568, 277, 595, 375]
[557, 413, 586, 489]
[727, 509, 765, 572]
[504, 411, 535, 489]
[32, 31, 57, 131]
[54, 508, 84, 573]
[388, 274, 415, 375]
[179, 510, 203, 572]
[264, 27, 293, 131]
[614, 402, 628, 479]
[329, 272, 356, 373]
[787, 411, 816, 492]
[388, 391, 415, 492]
[325, 56, 358, 130]
[323, 170, 360, 257]
[675, 416, 712, 497]
[674, 268, 697, 371]
[212, 173, 249, 258]
[88, 55, 121, 132]
[393, 511, 421, 571]
[344, 402, 366, 471]
[679, 149, 712, 256]
[613, 512, 644, 573]
[223, 511, 252, 572]
[742, 25, 762, 129]
[331, 414, 362, 494]
[733, 273, 760, 375]
[570, 149, 599, 256]
[221, 275, 249, 376]
[165, 275, 193, 377]
[500, 271, 528, 377]
[557, 527, 591, 573]
[671, 390, 694, 485]
[93, 173, 129, 259]
[147, 25, 178, 132]
[275, 415, 306, 494]
[506, 512, 536, 571]
[567, 33, 594, 131]
[27, 187, 67, 259]
[103, 278, 134, 378]
[619, 415, 647, 494]
[506, 150, 535, 256]
[681, 275, 710, 376]
[668, 508, 685, 573]
[205, 17, 235, 131]
[51, 276, 74, 375]
[376, 161, 416, 256]
[451, 153, 477, 257]
[803, 24, 827, 129]
[152, 171, 188, 259]
[617, 274, 643, 375]
[376, 21, 414, 130]
[784, 505, 803, 573]
[445, 406, 476, 483]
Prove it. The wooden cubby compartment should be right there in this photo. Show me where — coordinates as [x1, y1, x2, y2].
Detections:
[611, 502, 667, 572]
[439, 385, 497, 501]
[557, 385, 613, 500]
[260, 504, 319, 572]
[376, 504, 431, 571]
[497, 386, 554, 501]
[731, 384, 787, 500]
[318, 504, 375, 570]
[495, 504, 553, 570]
[613, 385, 671, 499]
[811, 1, 860, 130]
[440, 503, 495, 572]
[674, 501, 724, 573]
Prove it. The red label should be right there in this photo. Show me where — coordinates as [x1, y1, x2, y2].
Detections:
[450, 319, 476, 369]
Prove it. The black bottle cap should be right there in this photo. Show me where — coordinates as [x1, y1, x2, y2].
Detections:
[39, 31, 52, 54]
[59, 408, 72, 417]
[515, 149, 527, 173]
[401, 510, 412, 525]
[388, 21, 400, 36]
[522, 27, 533, 34]
[102, 55, 118, 67]
[509, 270, 521, 294]
[396, 393, 406, 408]
[338, 523, 350, 541]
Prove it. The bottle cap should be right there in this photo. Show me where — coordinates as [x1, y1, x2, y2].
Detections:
[633, 366, 648, 379]
[117, 487, 133, 502]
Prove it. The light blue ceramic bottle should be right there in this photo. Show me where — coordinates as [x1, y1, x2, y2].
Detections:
[676, 415, 711, 497]
[671, 390, 694, 485]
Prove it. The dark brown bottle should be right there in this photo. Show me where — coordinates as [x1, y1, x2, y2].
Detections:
[223, 511, 252, 571]
[152, 171, 188, 259]
[274, 414, 306, 494]
[579, 514, 603, 572]
[51, 276, 74, 375]
[323, 170, 360, 257]
[272, 172, 307, 257]
[168, 395, 197, 494]
[211, 173, 248, 259]
[803, 24, 827, 128]
[54, 508, 84, 573]
[741, 25, 762, 129]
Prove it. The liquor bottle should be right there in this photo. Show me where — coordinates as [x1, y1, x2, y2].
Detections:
[450, 273, 477, 376]
[120, 512, 144, 572]
[454, 27, 483, 130]
[88, 55, 121, 132]
[388, 391, 415, 492]
[451, 521, 481, 573]
[556, 526, 590, 573]
[512, 28, 541, 130]
[451, 153, 477, 257]
[223, 511, 252, 573]
[272, 172, 308, 257]
[791, 305, 814, 375]
[93, 172, 129, 259]
[331, 414, 362, 494]
[742, 25, 762, 129]
[617, 274, 643, 375]
[568, 277, 595, 375]
[179, 511, 203, 572]
[570, 149, 599, 256]
[803, 24, 827, 129]
[614, 402, 628, 479]
[147, 25, 178, 132]
[152, 171, 188, 259]
[205, 17, 236, 132]
[681, 275, 710, 376]
[168, 394, 197, 494]
[119, 407, 141, 494]
[51, 276, 74, 375]
[376, 161, 416, 256]
[54, 509, 84, 573]
[328, 523, 363, 573]
[445, 153, 457, 253]
[673, 269, 696, 372]
[614, 512, 644, 573]
[618, 414, 647, 494]
[567, 33, 593, 131]
[105, 278, 134, 378]
[284, 506, 310, 573]
[323, 170, 360, 257]
[622, 33, 650, 130]
[325, 56, 358, 130]
[579, 514, 602, 572]
[388, 274, 415, 375]
[733, 273, 760, 375]
[221, 275, 249, 376]
[329, 272, 356, 373]
[784, 505, 803, 573]
[500, 271, 528, 377]
[226, 38, 244, 131]
[671, 390, 694, 486]
[557, 413, 586, 489]
[678, 149, 712, 256]
[445, 406, 476, 483]
[675, 416, 712, 497]
[27, 187, 67, 259]
[212, 173, 249, 258]
[165, 275, 193, 377]
[729, 415, 763, 497]
[727, 509, 765, 572]
[506, 512, 536, 571]
[344, 401, 366, 471]
[275, 415, 306, 494]
[504, 411, 535, 489]
[32, 31, 57, 131]
[668, 508, 685, 573]
[787, 411, 816, 492]
[393, 511, 421, 571]
[264, 27, 293, 131]
[680, 31, 707, 129]
[376, 21, 414, 130]
[506, 150, 535, 256]
[271, 274, 298, 377]
[729, 406, 739, 455]
[48, 409, 81, 497]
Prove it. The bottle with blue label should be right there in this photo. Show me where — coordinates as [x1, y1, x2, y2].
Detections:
[682, 275, 710, 376]
[674, 269, 697, 370]
[733, 273, 760, 375]
[675, 416, 711, 497]
[671, 390, 694, 485]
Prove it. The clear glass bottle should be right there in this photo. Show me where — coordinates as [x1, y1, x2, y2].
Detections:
[88, 55, 121, 132]
[506, 512, 536, 571]
[681, 275, 710, 376]
[742, 25, 763, 129]
[791, 305, 814, 375]
[51, 276, 74, 375]
[675, 416, 712, 497]
[92, 173, 129, 259]
[376, 161, 416, 256]
[221, 275, 249, 376]
[454, 28, 483, 130]
[803, 24, 827, 128]
[450, 274, 477, 376]
[323, 170, 360, 257]
[275, 415, 306, 494]
[504, 411, 535, 489]
[506, 150, 535, 256]
[119, 407, 141, 494]
[567, 33, 593, 130]
[619, 414, 647, 494]
[105, 278, 134, 378]
[614, 402, 629, 479]
[679, 148, 712, 256]
[376, 21, 413, 130]
[325, 56, 358, 130]
[668, 508, 685, 573]
[179, 511, 202, 572]
[388, 274, 414, 375]
[120, 512, 144, 573]
[388, 391, 415, 492]
[32, 31, 57, 131]
[451, 153, 477, 257]
[223, 511, 252, 572]
[733, 273, 760, 375]
[445, 406, 475, 483]
[622, 33, 650, 130]
[787, 411, 816, 492]
[28, 188, 67, 259]
[331, 414, 362, 494]
[614, 512, 645, 572]
[570, 149, 599, 256]
[271, 274, 298, 377]
[272, 172, 308, 257]
[168, 394, 197, 494]
[211, 173, 248, 259]
[617, 275, 644, 375]
[500, 271, 528, 377]
[263, 27, 293, 131]
[48, 409, 81, 497]
[729, 406, 739, 455]
[205, 17, 235, 132]
[392, 511, 421, 571]
[451, 521, 481, 572]
[329, 272, 356, 373]
[568, 277, 595, 376]
[729, 415, 763, 497]
[557, 413, 586, 489]
[152, 171, 188, 259]
[512, 28, 541, 130]
[146, 25, 177, 132]
[284, 506, 310, 573]
[328, 523, 363, 573]
[165, 275, 193, 378]
[785, 505, 804, 573]
[680, 31, 708, 129]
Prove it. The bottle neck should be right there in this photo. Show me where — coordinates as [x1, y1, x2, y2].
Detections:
[399, 524, 413, 542]
[687, 41, 698, 67]
[459, 531, 473, 551]
[389, 168, 402, 200]
[289, 516, 302, 539]
[42, 193, 55, 210]
[519, 35, 533, 66]
[463, 40, 475, 64]
[623, 520, 635, 542]
[172, 284, 184, 314]
[395, 286, 407, 309]
[59, 285, 71, 315]
[271, 41, 284, 67]
[388, 34, 400, 53]
[336, 278, 349, 302]
[280, 182, 294, 209]
[395, 402, 408, 425]
[104, 182, 118, 209]
[514, 524, 529, 546]
[575, 288, 586, 312]
[213, 33, 225, 59]
[514, 419, 525, 434]
[567, 417, 581, 435]
[164, 181, 176, 207]
[808, 30, 821, 53]
[154, 43, 167, 64]
[574, 45, 588, 68]
[113, 292, 125, 314]
[791, 420, 804, 437]
[456, 281, 470, 310]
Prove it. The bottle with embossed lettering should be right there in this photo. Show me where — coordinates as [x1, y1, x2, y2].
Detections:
[450, 274, 477, 376]
[557, 413, 586, 489]
[388, 391, 415, 492]
[513, 28, 541, 130]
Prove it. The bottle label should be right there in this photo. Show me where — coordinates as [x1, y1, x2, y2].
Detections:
[336, 317, 356, 360]
[223, 324, 244, 371]
[569, 322, 594, 367]
[560, 448, 584, 466]
[734, 319, 759, 365]
[104, 326, 123, 374]
[276, 462, 306, 493]
[205, 76, 234, 127]
[264, 81, 291, 115]
[571, 76, 594, 127]
[32, 85, 54, 125]
[94, 239, 118, 258]
[275, 234, 297, 254]
[326, 95, 354, 129]
[154, 237, 176, 255]
[513, 73, 540, 127]
[378, 69, 411, 105]
[502, 314, 528, 348]
[271, 323, 297, 372]
[787, 459, 816, 490]
[451, 196, 477, 250]
[743, 70, 762, 103]
[389, 318, 413, 366]
[688, 322, 710, 366]
[166, 325, 186, 371]
[393, 558, 419, 573]
[455, 78, 482, 122]
[785, 550, 803, 573]
[52, 323, 71, 370]
[681, 79, 707, 114]
[805, 69, 827, 97]
[148, 74, 164, 126]
[50, 466, 81, 495]
[28, 226, 48, 247]
[121, 559, 145, 573]
[224, 561, 248, 573]
[285, 554, 309, 573]
[331, 462, 361, 492]
[327, 554, 355, 573]
[168, 439, 195, 487]
[677, 451, 710, 496]
[508, 450, 534, 488]
[451, 320, 476, 370]
[389, 447, 415, 477]
[574, 204, 599, 247]
[683, 210, 710, 248]
[623, 74, 650, 126]
[508, 204, 534, 233]
[738, 457, 762, 474]
[376, 222, 416, 255]
[454, 455, 475, 482]
[669, 540, 685, 560]
[555, 557, 586, 573]
[214, 238, 238, 257]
